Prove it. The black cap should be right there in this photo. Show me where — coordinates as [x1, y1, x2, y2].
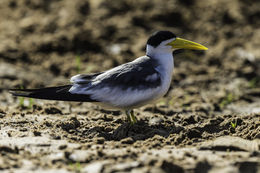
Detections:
[147, 31, 176, 48]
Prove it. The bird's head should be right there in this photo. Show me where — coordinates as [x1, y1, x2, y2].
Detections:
[146, 31, 208, 56]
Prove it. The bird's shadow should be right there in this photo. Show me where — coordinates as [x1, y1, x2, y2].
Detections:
[96, 120, 176, 142]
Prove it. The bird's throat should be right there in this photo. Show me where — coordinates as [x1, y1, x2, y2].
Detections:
[153, 52, 174, 95]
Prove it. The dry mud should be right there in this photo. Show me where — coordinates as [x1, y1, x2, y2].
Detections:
[0, 0, 259, 172]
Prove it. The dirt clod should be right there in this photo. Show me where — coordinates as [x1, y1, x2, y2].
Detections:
[43, 106, 62, 115]
[61, 117, 80, 131]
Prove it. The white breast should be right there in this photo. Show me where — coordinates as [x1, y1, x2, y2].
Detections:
[153, 52, 174, 98]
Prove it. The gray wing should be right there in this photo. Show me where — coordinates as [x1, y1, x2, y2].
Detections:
[90, 56, 161, 90]
[70, 72, 103, 84]
[69, 56, 162, 107]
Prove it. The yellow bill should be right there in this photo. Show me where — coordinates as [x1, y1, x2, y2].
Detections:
[167, 37, 208, 50]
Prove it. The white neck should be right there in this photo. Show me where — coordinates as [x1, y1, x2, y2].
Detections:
[146, 45, 174, 75]
[146, 45, 174, 96]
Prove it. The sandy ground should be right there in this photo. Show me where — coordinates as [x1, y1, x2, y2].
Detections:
[0, 0, 259, 172]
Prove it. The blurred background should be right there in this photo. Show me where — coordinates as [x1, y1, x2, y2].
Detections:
[0, 1, 259, 172]
[0, 0, 259, 114]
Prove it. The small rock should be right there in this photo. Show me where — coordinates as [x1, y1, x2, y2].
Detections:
[149, 117, 164, 126]
[120, 137, 134, 144]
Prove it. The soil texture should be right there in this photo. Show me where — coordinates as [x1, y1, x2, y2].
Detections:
[0, 0, 259, 172]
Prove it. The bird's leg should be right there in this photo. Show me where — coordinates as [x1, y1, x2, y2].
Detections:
[125, 110, 137, 124]
[125, 110, 132, 123]
[130, 110, 137, 124]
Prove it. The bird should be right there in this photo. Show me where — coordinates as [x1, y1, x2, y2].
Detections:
[10, 31, 208, 124]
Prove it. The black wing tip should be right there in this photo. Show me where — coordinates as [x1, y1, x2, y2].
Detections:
[8, 85, 97, 102]
[9, 89, 30, 97]
[9, 88, 22, 92]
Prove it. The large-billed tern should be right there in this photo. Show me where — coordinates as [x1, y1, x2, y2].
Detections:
[10, 31, 208, 124]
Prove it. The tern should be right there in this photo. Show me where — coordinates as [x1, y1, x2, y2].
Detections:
[10, 31, 208, 124]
